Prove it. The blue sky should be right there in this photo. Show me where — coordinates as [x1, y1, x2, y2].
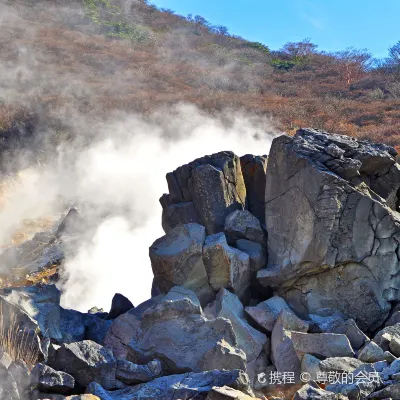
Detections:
[151, 0, 399, 59]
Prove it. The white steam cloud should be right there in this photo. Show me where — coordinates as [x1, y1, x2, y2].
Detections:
[0, 104, 278, 312]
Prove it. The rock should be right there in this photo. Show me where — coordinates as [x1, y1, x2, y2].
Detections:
[161, 201, 201, 233]
[385, 311, 400, 327]
[333, 319, 369, 350]
[83, 313, 113, 345]
[319, 357, 364, 373]
[206, 386, 255, 399]
[225, 210, 265, 245]
[389, 337, 400, 357]
[236, 241, 265, 272]
[116, 359, 162, 385]
[86, 369, 253, 400]
[31, 363, 75, 394]
[301, 354, 322, 380]
[56, 208, 84, 237]
[373, 324, 400, 352]
[203, 233, 251, 302]
[368, 383, 400, 399]
[358, 341, 386, 363]
[47, 340, 116, 390]
[115, 287, 246, 374]
[213, 289, 267, 363]
[107, 294, 134, 320]
[8, 360, 30, 396]
[309, 312, 347, 333]
[0, 361, 20, 400]
[246, 350, 271, 390]
[59, 308, 86, 343]
[0, 284, 62, 340]
[380, 359, 400, 380]
[163, 152, 247, 235]
[150, 223, 214, 305]
[261, 129, 400, 332]
[271, 309, 308, 377]
[244, 296, 307, 333]
[291, 332, 354, 359]
[240, 154, 268, 226]
[294, 382, 338, 399]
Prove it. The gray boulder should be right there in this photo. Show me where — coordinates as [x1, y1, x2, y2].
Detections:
[240, 154, 268, 225]
[291, 332, 354, 359]
[294, 382, 338, 400]
[260, 129, 400, 332]
[367, 383, 400, 399]
[163, 152, 247, 235]
[116, 359, 162, 385]
[47, 340, 116, 389]
[319, 357, 364, 374]
[224, 210, 265, 245]
[0, 361, 20, 400]
[244, 296, 306, 333]
[107, 294, 134, 320]
[107, 287, 246, 374]
[31, 363, 75, 394]
[206, 386, 255, 399]
[212, 289, 267, 363]
[358, 341, 388, 363]
[150, 223, 214, 305]
[161, 201, 201, 233]
[0, 284, 62, 340]
[203, 233, 251, 302]
[86, 369, 253, 400]
[271, 309, 308, 377]
[333, 319, 369, 350]
[301, 354, 322, 380]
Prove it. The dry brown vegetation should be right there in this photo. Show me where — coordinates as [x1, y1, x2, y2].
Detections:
[0, 0, 399, 155]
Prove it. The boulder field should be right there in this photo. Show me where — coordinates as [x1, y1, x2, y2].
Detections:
[2, 129, 400, 399]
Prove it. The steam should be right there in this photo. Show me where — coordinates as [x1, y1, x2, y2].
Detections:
[0, 1, 279, 312]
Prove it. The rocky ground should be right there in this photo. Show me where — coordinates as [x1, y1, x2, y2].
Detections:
[1, 129, 400, 399]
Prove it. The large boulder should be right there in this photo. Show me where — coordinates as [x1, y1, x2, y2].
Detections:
[86, 369, 253, 400]
[0, 284, 62, 341]
[203, 233, 251, 302]
[161, 152, 247, 235]
[47, 340, 116, 390]
[224, 210, 265, 245]
[30, 363, 75, 394]
[210, 289, 267, 363]
[105, 287, 246, 374]
[150, 223, 214, 305]
[259, 129, 400, 332]
[115, 359, 162, 385]
[107, 293, 134, 320]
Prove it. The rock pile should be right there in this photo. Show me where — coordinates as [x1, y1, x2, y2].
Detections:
[1, 129, 400, 399]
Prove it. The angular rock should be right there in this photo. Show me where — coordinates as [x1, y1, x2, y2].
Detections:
[203, 233, 250, 302]
[47, 340, 116, 390]
[206, 386, 255, 399]
[161, 201, 201, 233]
[389, 337, 400, 357]
[301, 354, 322, 380]
[246, 350, 271, 390]
[358, 341, 386, 363]
[0, 361, 20, 400]
[0, 284, 62, 340]
[236, 239, 266, 275]
[245, 296, 306, 333]
[373, 324, 400, 350]
[150, 223, 214, 305]
[213, 289, 267, 363]
[271, 309, 308, 377]
[291, 332, 354, 359]
[107, 294, 134, 320]
[86, 369, 253, 400]
[240, 154, 268, 226]
[309, 312, 347, 333]
[294, 382, 338, 400]
[116, 359, 162, 385]
[56, 208, 84, 238]
[164, 152, 247, 235]
[368, 383, 400, 399]
[385, 311, 400, 327]
[108, 287, 246, 374]
[225, 210, 265, 244]
[261, 129, 400, 332]
[31, 363, 75, 394]
[319, 357, 364, 373]
[59, 308, 86, 343]
[333, 319, 369, 350]
[9, 360, 30, 396]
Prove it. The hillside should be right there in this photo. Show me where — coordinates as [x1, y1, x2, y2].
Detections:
[1, 0, 399, 163]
